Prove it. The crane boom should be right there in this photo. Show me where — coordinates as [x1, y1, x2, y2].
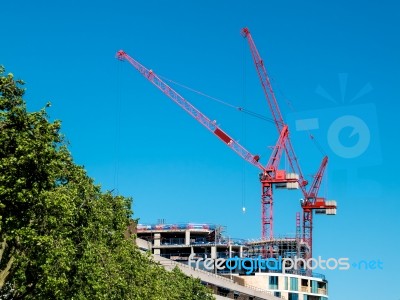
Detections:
[266, 125, 288, 173]
[241, 28, 284, 131]
[116, 50, 265, 172]
[307, 156, 328, 199]
[241, 28, 309, 193]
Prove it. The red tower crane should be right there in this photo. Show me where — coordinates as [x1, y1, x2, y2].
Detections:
[301, 156, 337, 259]
[116, 50, 298, 242]
[242, 28, 337, 257]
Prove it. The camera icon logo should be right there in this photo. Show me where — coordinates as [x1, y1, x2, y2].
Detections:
[327, 114, 370, 159]
[287, 74, 381, 169]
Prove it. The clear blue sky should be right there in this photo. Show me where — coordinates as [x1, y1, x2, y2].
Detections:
[2, 1, 399, 299]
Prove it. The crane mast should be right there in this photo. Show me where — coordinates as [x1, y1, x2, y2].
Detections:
[259, 124, 298, 241]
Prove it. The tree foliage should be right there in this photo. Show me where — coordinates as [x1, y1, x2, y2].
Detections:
[0, 66, 214, 299]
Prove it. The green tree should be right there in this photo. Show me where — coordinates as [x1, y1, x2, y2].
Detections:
[0, 66, 214, 299]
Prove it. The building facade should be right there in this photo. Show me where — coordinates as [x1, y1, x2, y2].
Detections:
[136, 223, 329, 300]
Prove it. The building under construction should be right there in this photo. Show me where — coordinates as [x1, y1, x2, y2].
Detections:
[136, 223, 329, 300]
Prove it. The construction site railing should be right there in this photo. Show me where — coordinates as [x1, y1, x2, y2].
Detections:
[155, 256, 290, 299]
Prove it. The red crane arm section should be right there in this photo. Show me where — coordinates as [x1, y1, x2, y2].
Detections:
[266, 125, 288, 171]
[307, 156, 328, 200]
[241, 28, 284, 131]
[241, 28, 308, 194]
[116, 50, 265, 172]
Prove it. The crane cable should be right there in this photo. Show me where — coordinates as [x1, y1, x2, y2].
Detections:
[158, 75, 276, 124]
[160, 72, 328, 192]
[159, 71, 260, 214]
[114, 61, 122, 195]
[160, 73, 326, 157]
[270, 77, 327, 157]
[242, 40, 247, 214]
